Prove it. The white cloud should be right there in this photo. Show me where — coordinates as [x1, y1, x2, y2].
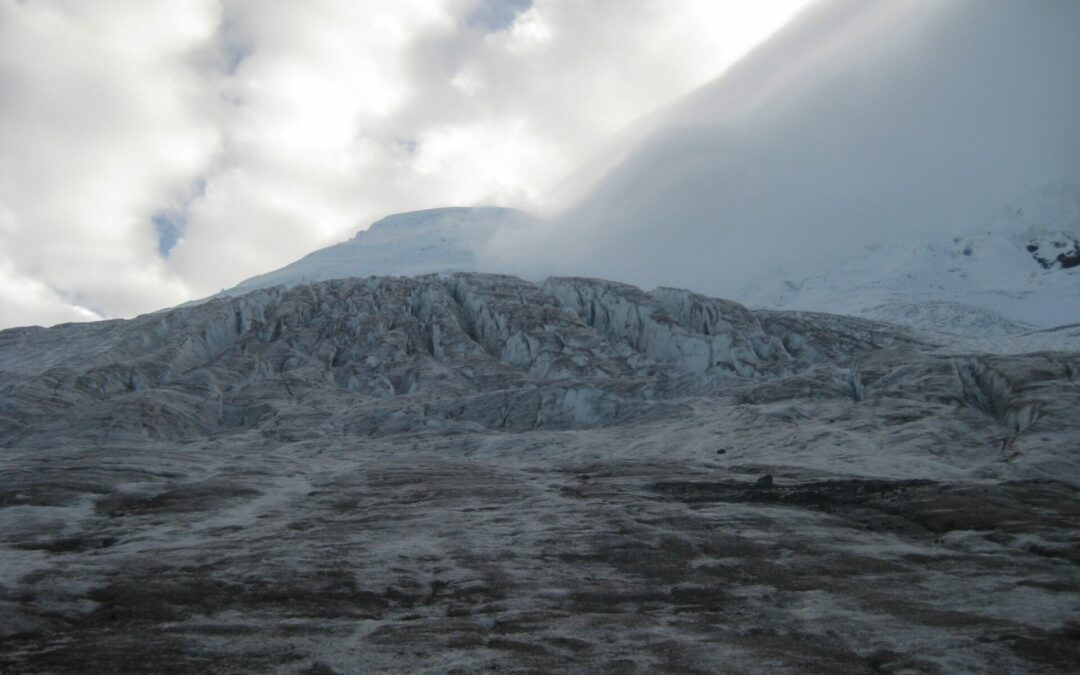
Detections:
[0, 0, 221, 322]
[496, 0, 1080, 299]
[0, 0, 813, 328]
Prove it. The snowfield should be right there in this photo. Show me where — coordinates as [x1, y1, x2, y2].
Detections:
[493, 0, 1080, 336]
[740, 228, 1080, 336]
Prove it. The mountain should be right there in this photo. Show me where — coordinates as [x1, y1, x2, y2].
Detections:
[3, 273, 1080, 672]
[221, 206, 536, 296]
[497, 0, 1080, 334]
[5, 3, 1080, 670]
[209, 0, 1080, 336]
[739, 227, 1080, 336]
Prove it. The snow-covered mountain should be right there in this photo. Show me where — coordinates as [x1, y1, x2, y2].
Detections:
[493, 0, 1080, 334]
[740, 228, 1080, 336]
[198, 1, 1080, 338]
[221, 207, 536, 297]
[6, 4, 1080, 671]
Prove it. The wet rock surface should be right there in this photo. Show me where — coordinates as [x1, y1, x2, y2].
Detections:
[1, 274, 1079, 673]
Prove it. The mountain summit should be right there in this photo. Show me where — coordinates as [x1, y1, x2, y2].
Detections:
[223, 207, 535, 297]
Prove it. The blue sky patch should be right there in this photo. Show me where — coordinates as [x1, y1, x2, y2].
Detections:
[152, 177, 205, 258]
[466, 0, 532, 32]
[153, 210, 185, 258]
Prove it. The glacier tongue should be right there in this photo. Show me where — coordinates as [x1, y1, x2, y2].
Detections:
[3, 273, 1080, 673]
[1, 272, 1073, 475]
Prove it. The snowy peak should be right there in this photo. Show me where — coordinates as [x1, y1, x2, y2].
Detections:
[224, 207, 536, 296]
[358, 207, 521, 237]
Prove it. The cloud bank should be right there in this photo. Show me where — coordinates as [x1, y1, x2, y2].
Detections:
[0, 0, 811, 328]
[494, 0, 1080, 300]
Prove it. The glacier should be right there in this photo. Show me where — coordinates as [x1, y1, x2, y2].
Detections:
[2, 273, 1079, 672]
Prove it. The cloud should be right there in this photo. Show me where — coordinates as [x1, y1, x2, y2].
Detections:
[493, 0, 1080, 299]
[0, 0, 812, 328]
[0, 0, 221, 323]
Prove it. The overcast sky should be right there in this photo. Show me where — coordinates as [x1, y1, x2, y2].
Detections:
[497, 0, 1080, 301]
[0, 0, 811, 329]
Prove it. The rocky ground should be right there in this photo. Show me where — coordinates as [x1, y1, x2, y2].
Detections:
[1, 274, 1078, 673]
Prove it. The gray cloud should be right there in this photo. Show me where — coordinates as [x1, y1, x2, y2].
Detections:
[0, 0, 811, 328]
